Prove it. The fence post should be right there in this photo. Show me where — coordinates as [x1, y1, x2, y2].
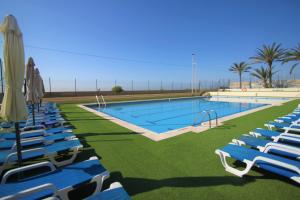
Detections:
[75, 78, 77, 96]
[49, 77, 52, 96]
[96, 79, 98, 91]
[0, 58, 3, 94]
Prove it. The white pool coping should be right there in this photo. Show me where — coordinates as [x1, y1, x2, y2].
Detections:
[78, 97, 291, 141]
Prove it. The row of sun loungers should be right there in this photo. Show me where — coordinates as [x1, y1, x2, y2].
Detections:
[0, 102, 131, 199]
[216, 106, 300, 184]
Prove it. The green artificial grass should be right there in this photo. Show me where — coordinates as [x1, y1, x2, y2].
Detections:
[59, 99, 300, 200]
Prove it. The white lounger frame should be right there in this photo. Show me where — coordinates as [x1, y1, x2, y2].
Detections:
[1, 157, 109, 200]
[215, 143, 300, 184]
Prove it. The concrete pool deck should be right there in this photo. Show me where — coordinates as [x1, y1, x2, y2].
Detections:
[78, 97, 291, 141]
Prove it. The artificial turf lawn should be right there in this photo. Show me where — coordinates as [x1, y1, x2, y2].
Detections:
[59, 99, 300, 200]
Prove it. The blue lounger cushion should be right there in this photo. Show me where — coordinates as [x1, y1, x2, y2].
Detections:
[0, 158, 108, 200]
[253, 128, 280, 138]
[0, 139, 82, 165]
[253, 129, 300, 142]
[268, 121, 300, 129]
[0, 132, 75, 150]
[218, 144, 300, 180]
[0, 127, 72, 140]
[277, 117, 294, 123]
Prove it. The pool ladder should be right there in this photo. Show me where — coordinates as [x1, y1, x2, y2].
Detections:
[96, 94, 107, 108]
[193, 110, 218, 128]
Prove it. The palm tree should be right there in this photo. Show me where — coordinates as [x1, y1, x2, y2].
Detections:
[250, 43, 286, 88]
[229, 62, 251, 88]
[251, 67, 269, 88]
[289, 63, 299, 80]
[285, 44, 300, 79]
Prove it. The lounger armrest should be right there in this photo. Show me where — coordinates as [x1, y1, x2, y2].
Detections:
[108, 182, 123, 189]
[21, 125, 46, 131]
[253, 156, 300, 175]
[10, 138, 45, 150]
[5, 147, 47, 167]
[263, 142, 300, 156]
[283, 127, 300, 133]
[278, 133, 300, 139]
[231, 139, 245, 146]
[1, 161, 56, 184]
[20, 129, 47, 137]
[1, 183, 58, 200]
[264, 123, 274, 130]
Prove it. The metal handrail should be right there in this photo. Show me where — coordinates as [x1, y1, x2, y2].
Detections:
[95, 95, 101, 108]
[208, 110, 218, 126]
[193, 110, 218, 128]
[101, 95, 107, 108]
[95, 95, 107, 108]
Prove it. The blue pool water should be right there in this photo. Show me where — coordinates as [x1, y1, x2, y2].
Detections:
[88, 97, 266, 134]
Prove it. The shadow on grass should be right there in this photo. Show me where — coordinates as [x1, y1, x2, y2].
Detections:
[105, 171, 256, 196]
[75, 136, 102, 162]
[215, 123, 237, 130]
[61, 111, 88, 114]
[77, 132, 138, 137]
[85, 139, 134, 142]
[66, 118, 108, 122]
[105, 169, 299, 196]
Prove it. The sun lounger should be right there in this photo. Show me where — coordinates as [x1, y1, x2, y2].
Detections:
[85, 182, 131, 200]
[249, 128, 300, 145]
[232, 135, 300, 159]
[24, 119, 67, 128]
[275, 115, 300, 123]
[0, 132, 76, 150]
[0, 138, 83, 174]
[0, 126, 72, 140]
[0, 157, 109, 200]
[265, 121, 300, 132]
[215, 144, 300, 184]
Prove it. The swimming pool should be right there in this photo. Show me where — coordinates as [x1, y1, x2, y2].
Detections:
[85, 97, 267, 134]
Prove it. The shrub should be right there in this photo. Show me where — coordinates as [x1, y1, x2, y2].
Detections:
[112, 86, 123, 94]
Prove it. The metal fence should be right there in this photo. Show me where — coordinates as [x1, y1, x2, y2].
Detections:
[43, 78, 233, 93]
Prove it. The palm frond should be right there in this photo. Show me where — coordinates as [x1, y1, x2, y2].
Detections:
[290, 63, 299, 75]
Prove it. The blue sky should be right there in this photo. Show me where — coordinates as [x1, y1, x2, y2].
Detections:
[0, 0, 300, 91]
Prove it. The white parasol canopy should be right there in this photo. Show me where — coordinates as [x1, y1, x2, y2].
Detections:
[0, 15, 27, 121]
[26, 57, 38, 103]
[34, 68, 45, 100]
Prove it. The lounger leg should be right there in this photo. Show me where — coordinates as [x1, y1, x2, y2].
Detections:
[216, 150, 254, 177]
[56, 171, 110, 200]
[92, 172, 110, 195]
[48, 147, 80, 167]
[57, 188, 72, 200]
